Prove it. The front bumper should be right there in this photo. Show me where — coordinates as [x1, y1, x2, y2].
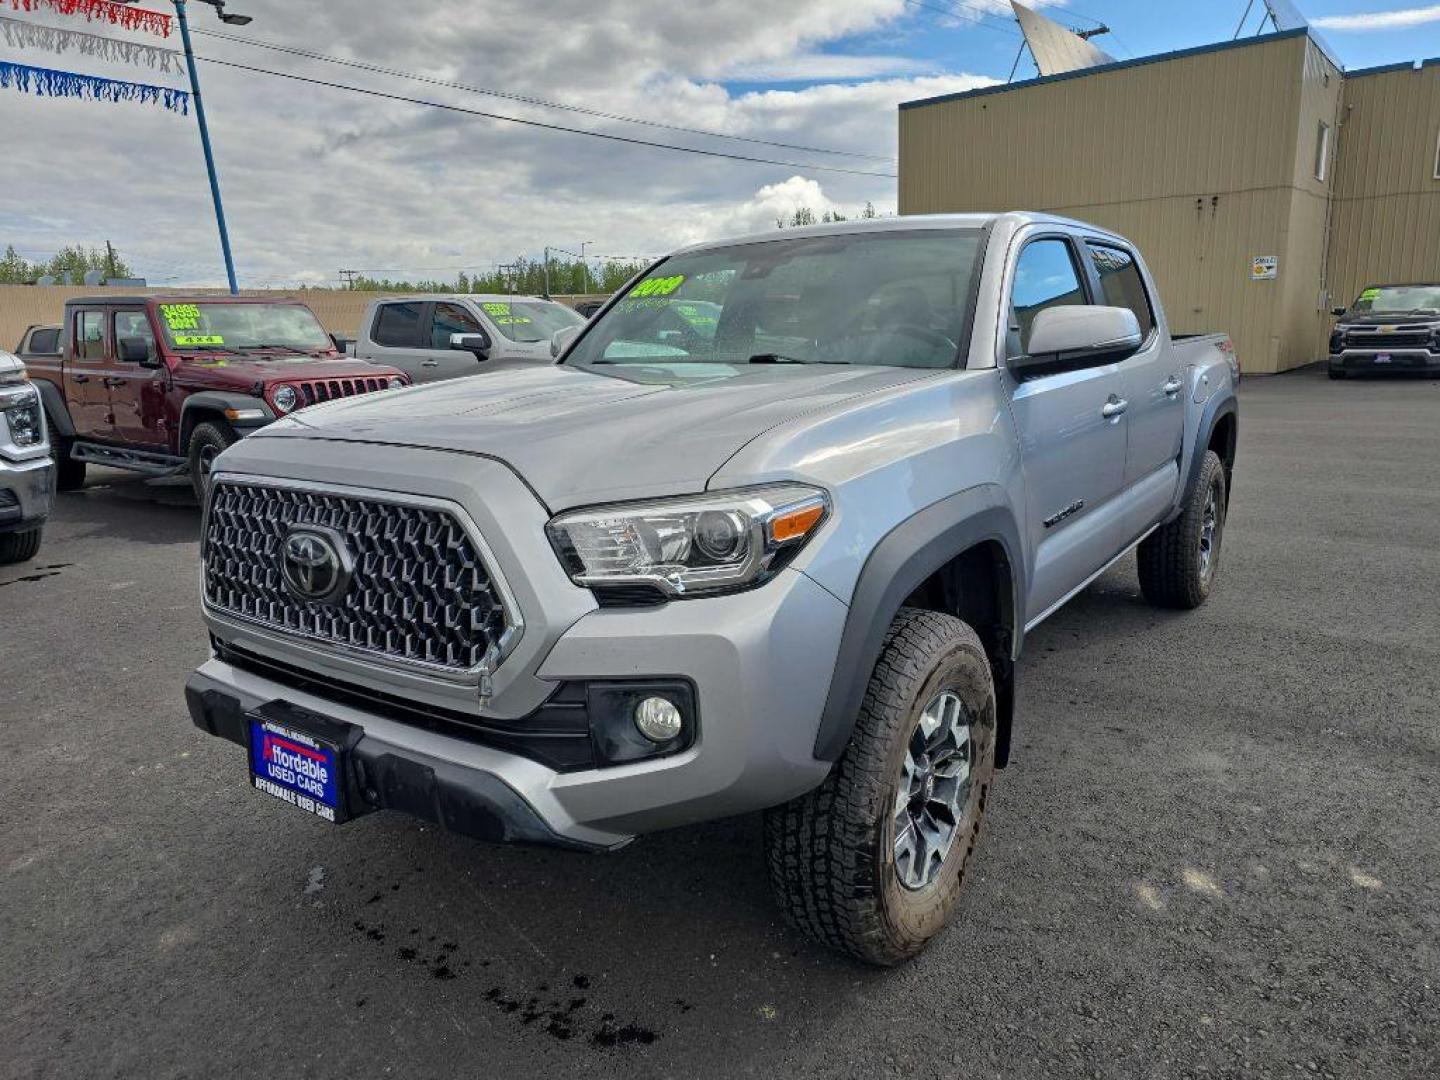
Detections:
[0, 453, 54, 533]
[1330, 350, 1440, 374]
[187, 565, 846, 849]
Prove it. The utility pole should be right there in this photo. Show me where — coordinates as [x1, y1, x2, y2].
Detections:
[338, 269, 358, 290]
[170, 0, 252, 294]
[104, 240, 116, 281]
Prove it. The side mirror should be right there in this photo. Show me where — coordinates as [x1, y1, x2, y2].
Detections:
[550, 325, 582, 359]
[1331, 307, 1347, 318]
[450, 332, 490, 360]
[118, 336, 158, 366]
[1011, 306, 1142, 377]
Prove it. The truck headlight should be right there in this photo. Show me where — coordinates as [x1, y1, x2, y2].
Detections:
[546, 485, 829, 598]
[272, 385, 299, 413]
[0, 384, 44, 448]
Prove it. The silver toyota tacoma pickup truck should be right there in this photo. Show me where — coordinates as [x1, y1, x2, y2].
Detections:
[185, 213, 1239, 965]
[0, 348, 54, 564]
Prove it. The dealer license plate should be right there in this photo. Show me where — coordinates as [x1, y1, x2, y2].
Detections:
[248, 714, 343, 823]
[1374, 354, 1392, 364]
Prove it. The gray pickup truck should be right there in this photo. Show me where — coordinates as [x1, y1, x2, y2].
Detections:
[0, 347, 54, 564]
[349, 294, 585, 383]
[185, 213, 1239, 965]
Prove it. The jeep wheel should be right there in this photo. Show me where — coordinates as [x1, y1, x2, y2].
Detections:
[188, 421, 237, 502]
[50, 435, 87, 491]
[1137, 448, 1227, 609]
[0, 526, 43, 565]
[764, 607, 997, 966]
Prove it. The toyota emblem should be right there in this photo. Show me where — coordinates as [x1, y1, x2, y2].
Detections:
[280, 525, 353, 604]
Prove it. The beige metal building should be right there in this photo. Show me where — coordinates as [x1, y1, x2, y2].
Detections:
[898, 28, 1440, 373]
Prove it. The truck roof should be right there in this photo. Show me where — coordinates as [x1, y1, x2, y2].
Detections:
[62, 294, 310, 306]
[670, 211, 1126, 256]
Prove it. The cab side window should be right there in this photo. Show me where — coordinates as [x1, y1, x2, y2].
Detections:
[1086, 244, 1155, 340]
[77, 310, 105, 360]
[372, 302, 424, 348]
[114, 310, 157, 359]
[431, 302, 482, 348]
[1011, 239, 1087, 354]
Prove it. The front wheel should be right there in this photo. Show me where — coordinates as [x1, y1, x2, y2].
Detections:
[0, 526, 43, 565]
[188, 421, 237, 503]
[764, 607, 997, 966]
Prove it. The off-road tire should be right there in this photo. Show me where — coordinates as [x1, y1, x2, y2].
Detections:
[1137, 449, 1227, 609]
[764, 607, 997, 966]
[50, 435, 87, 491]
[188, 421, 237, 503]
[0, 526, 43, 565]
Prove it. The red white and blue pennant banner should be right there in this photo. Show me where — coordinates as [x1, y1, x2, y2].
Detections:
[0, 58, 188, 112]
[7, 0, 172, 38]
[0, 13, 180, 72]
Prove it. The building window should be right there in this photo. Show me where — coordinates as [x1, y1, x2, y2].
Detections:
[1314, 120, 1331, 182]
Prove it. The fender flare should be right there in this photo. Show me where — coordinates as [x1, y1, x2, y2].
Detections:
[179, 392, 275, 449]
[1183, 392, 1238, 503]
[32, 379, 74, 438]
[812, 485, 1026, 762]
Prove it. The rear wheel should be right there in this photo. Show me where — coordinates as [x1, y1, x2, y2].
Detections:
[0, 526, 43, 565]
[1137, 449, 1227, 609]
[187, 421, 237, 502]
[50, 434, 87, 491]
[764, 607, 997, 966]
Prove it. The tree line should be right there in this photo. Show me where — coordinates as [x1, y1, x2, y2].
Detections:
[0, 244, 134, 285]
[346, 256, 649, 296]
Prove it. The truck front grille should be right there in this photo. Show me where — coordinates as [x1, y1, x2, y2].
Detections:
[1343, 329, 1432, 351]
[203, 481, 514, 674]
[298, 377, 391, 406]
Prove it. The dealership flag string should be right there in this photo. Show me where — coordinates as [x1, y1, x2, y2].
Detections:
[6, 0, 171, 37]
[0, 58, 187, 111]
[0, 14, 180, 72]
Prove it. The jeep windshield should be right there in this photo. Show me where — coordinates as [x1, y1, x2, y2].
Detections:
[1348, 285, 1440, 316]
[564, 229, 984, 372]
[154, 302, 333, 352]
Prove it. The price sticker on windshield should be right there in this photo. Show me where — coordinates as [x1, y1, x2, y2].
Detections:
[1359, 288, 1381, 301]
[630, 274, 685, 298]
[481, 302, 531, 325]
[174, 334, 224, 346]
[160, 303, 202, 331]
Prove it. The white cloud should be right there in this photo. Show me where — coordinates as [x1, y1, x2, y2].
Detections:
[718, 53, 934, 82]
[0, 0, 996, 287]
[1311, 4, 1440, 31]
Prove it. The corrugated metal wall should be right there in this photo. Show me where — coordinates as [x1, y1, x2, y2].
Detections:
[0, 286, 604, 354]
[896, 32, 1401, 375]
[1327, 62, 1440, 321]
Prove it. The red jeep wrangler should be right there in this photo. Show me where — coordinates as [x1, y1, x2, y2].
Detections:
[23, 296, 407, 499]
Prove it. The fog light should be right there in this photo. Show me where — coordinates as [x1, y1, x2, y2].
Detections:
[633, 696, 682, 742]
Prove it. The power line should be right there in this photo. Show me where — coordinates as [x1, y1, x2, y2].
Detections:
[191, 54, 898, 178]
[189, 26, 896, 163]
[901, 0, 1021, 37]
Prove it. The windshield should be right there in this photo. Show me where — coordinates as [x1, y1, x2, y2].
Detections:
[564, 229, 984, 371]
[1349, 285, 1440, 315]
[155, 302, 333, 351]
[479, 300, 584, 343]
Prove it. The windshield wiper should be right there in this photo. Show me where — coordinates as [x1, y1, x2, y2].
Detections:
[747, 353, 811, 364]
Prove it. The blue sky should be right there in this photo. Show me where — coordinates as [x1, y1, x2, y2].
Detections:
[723, 1, 1440, 96]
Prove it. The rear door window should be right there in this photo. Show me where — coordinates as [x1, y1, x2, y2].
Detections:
[1086, 243, 1155, 339]
[77, 310, 106, 360]
[371, 302, 425, 348]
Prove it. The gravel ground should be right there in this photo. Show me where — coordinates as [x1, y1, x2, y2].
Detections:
[3, 365, 1437, 1080]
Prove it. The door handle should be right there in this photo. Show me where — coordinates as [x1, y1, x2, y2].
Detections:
[102, 377, 124, 388]
[1102, 397, 1128, 420]
[72, 374, 89, 383]
[1163, 376, 1183, 396]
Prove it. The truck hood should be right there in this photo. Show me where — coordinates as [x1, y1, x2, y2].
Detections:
[173, 353, 401, 387]
[249, 362, 935, 509]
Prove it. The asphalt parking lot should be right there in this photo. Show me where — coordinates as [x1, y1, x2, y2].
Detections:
[3, 365, 1438, 1080]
